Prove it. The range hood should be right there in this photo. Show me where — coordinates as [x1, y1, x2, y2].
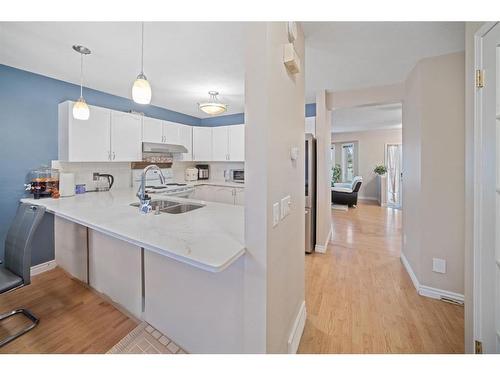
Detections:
[142, 142, 188, 154]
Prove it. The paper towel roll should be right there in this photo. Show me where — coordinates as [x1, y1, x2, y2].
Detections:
[59, 173, 75, 197]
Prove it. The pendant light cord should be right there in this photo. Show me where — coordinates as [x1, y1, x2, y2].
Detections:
[80, 53, 84, 98]
[141, 22, 144, 75]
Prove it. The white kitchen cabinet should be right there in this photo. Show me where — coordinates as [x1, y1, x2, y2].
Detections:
[234, 188, 245, 206]
[178, 124, 193, 161]
[59, 101, 111, 162]
[163, 121, 180, 144]
[305, 116, 316, 135]
[212, 126, 230, 161]
[193, 127, 213, 161]
[228, 125, 245, 161]
[142, 116, 163, 143]
[110, 111, 142, 161]
[214, 186, 235, 204]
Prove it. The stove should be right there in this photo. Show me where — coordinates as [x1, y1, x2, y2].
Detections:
[144, 183, 194, 197]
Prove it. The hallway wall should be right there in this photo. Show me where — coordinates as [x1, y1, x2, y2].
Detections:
[402, 51, 465, 297]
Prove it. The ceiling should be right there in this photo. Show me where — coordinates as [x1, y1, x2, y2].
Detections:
[0, 22, 464, 117]
[0, 22, 245, 118]
[302, 22, 465, 103]
[331, 103, 402, 133]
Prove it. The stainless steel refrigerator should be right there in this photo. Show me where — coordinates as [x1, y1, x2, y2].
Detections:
[305, 133, 316, 254]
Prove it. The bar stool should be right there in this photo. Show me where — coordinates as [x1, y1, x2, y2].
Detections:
[0, 203, 45, 347]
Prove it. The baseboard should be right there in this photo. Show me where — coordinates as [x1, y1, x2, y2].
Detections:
[315, 226, 332, 254]
[400, 253, 464, 304]
[287, 300, 307, 354]
[30, 259, 57, 276]
[358, 196, 378, 201]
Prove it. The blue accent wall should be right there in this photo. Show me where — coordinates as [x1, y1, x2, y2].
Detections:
[0, 64, 202, 264]
[200, 112, 245, 126]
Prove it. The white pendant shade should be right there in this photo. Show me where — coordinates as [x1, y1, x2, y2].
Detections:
[72, 97, 90, 120]
[132, 74, 152, 104]
[198, 91, 227, 116]
[199, 102, 227, 116]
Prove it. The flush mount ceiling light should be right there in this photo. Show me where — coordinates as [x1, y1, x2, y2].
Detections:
[72, 45, 91, 120]
[198, 91, 227, 116]
[132, 22, 152, 104]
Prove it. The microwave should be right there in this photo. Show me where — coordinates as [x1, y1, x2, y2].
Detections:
[225, 169, 244, 183]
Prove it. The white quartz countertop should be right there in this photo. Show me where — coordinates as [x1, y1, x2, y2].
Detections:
[21, 189, 245, 273]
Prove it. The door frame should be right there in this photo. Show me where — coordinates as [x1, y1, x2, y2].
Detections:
[473, 21, 499, 353]
[385, 142, 403, 208]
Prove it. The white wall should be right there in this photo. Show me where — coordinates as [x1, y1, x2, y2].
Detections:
[402, 51, 465, 296]
[244, 22, 305, 353]
[332, 129, 402, 200]
[327, 83, 404, 110]
[315, 90, 333, 252]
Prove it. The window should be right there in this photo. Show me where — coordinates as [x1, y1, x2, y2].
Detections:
[341, 143, 354, 182]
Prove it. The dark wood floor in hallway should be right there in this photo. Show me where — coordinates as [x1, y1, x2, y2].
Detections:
[298, 201, 464, 353]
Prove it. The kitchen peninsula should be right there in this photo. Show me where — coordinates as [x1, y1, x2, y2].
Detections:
[22, 189, 245, 353]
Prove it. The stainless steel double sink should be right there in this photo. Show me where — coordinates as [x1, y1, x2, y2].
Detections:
[130, 199, 204, 214]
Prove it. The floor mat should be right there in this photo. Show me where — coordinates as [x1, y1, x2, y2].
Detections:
[107, 321, 187, 354]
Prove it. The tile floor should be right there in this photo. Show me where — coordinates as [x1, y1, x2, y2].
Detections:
[108, 321, 187, 354]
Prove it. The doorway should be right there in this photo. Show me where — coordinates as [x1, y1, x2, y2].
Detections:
[473, 21, 500, 354]
[386, 143, 402, 208]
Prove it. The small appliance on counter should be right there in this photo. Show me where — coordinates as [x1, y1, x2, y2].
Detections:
[196, 164, 209, 180]
[59, 172, 75, 197]
[25, 166, 60, 199]
[93, 173, 114, 191]
[185, 168, 198, 181]
[225, 169, 244, 184]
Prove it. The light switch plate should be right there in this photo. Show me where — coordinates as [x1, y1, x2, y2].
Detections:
[273, 203, 280, 227]
[432, 258, 446, 274]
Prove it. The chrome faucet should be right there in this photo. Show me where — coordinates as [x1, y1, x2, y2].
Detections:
[136, 165, 165, 214]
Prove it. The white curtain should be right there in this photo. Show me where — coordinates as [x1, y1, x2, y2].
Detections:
[387, 145, 401, 206]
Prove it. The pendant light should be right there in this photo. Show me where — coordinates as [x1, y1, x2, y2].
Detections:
[198, 91, 227, 116]
[132, 22, 152, 104]
[72, 45, 91, 120]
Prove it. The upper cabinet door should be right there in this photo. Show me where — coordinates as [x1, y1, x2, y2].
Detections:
[178, 124, 193, 161]
[142, 117, 163, 143]
[212, 126, 229, 161]
[163, 121, 180, 145]
[228, 124, 245, 161]
[305, 117, 315, 136]
[110, 111, 142, 161]
[192, 127, 212, 161]
[67, 103, 111, 162]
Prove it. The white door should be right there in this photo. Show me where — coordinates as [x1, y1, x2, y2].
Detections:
[386, 143, 403, 208]
[110, 111, 142, 161]
[164, 121, 180, 145]
[193, 127, 213, 161]
[69, 104, 111, 161]
[228, 124, 245, 161]
[212, 126, 229, 161]
[178, 124, 193, 161]
[142, 117, 163, 143]
[475, 22, 500, 354]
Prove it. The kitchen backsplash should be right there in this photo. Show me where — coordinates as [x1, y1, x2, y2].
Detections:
[51, 160, 245, 189]
[51, 161, 133, 190]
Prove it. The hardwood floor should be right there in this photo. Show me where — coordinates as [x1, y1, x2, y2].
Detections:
[0, 267, 137, 353]
[298, 201, 464, 354]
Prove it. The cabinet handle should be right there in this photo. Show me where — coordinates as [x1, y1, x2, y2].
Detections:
[113, 152, 116, 160]
[108, 151, 111, 160]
